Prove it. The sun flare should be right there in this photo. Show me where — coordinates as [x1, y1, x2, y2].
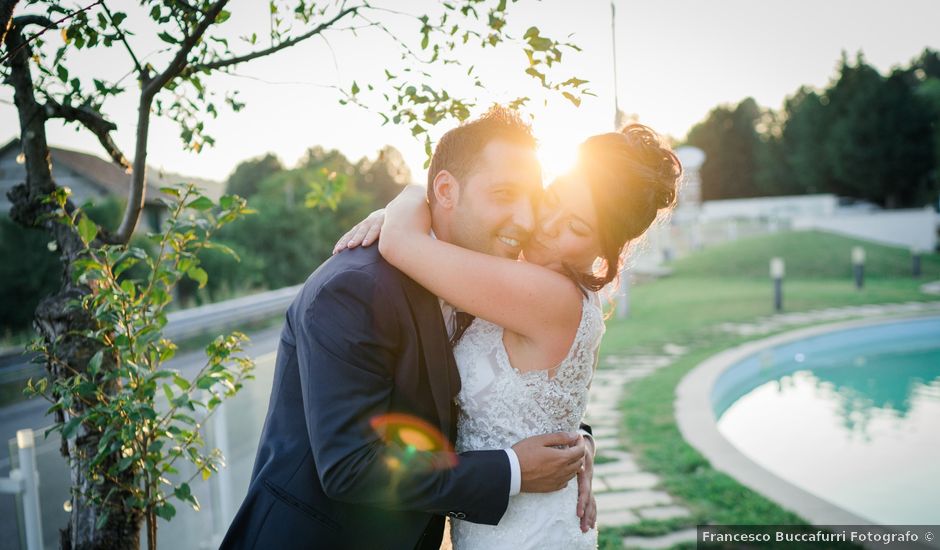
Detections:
[536, 135, 580, 186]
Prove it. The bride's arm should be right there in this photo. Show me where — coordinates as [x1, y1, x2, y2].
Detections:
[378, 186, 583, 344]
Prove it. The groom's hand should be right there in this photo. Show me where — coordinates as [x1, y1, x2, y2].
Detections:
[512, 432, 585, 493]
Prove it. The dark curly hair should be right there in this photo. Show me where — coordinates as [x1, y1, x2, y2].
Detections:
[426, 105, 537, 204]
[566, 124, 682, 291]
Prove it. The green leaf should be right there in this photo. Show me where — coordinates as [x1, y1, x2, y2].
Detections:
[157, 31, 177, 44]
[95, 510, 110, 530]
[186, 196, 214, 211]
[562, 91, 581, 107]
[77, 215, 98, 245]
[155, 502, 176, 521]
[528, 36, 552, 51]
[187, 267, 208, 289]
[160, 186, 181, 198]
[195, 374, 215, 390]
[216, 10, 231, 23]
[88, 350, 104, 374]
[172, 374, 190, 391]
[61, 417, 82, 439]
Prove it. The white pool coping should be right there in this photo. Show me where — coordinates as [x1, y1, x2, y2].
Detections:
[675, 312, 940, 549]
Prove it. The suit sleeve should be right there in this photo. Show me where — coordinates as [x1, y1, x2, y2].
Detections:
[296, 267, 510, 525]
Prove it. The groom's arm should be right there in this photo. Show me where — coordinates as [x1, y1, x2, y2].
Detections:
[296, 267, 510, 524]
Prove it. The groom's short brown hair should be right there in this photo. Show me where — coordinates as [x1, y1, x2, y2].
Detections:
[427, 105, 536, 203]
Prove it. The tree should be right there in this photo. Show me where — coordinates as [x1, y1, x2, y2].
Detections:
[1, 2, 588, 546]
[915, 77, 940, 205]
[824, 54, 935, 207]
[780, 87, 831, 194]
[0, 217, 60, 332]
[356, 145, 413, 206]
[687, 97, 763, 200]
[224, 153, 283, 199]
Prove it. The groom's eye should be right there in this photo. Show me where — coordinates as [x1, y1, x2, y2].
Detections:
[493, 188, 516, 200]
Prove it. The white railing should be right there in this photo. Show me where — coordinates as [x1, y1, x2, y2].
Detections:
[0, 430, 43, 550]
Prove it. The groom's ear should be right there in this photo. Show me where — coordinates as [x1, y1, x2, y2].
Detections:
[431, 170, 460, 209]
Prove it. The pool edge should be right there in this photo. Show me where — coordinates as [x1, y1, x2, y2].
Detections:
[674, 311, 940, 547]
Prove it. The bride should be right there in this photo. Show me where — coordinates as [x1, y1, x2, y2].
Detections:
[336, 124, 680, 549]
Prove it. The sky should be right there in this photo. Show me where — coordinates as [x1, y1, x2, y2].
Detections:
[2, 0, 939, 185]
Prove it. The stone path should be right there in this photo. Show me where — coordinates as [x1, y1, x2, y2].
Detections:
[587, 299, 940, 549]
[586, 346, 699, 549]
[921, 280, 940, 295]
[715, 300, 940, 337]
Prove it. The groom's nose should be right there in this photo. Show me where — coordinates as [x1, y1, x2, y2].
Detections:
[509, 199, 535, 236]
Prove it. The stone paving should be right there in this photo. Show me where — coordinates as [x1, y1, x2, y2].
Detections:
[585, 348, 699, 550]
[715, 300, 940, 337]
[587, 298, 940, 549]
[921, 280, 940, 295]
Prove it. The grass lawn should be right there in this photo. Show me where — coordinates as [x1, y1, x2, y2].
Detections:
[595, 230, 940, 549]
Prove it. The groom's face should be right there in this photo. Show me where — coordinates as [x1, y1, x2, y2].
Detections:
[449, 140, 542, 259]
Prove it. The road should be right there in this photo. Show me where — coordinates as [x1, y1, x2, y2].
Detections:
[0, 326, 283, 550]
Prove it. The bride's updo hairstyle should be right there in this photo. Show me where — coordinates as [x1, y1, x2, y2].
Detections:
[569, 124, 682, 291]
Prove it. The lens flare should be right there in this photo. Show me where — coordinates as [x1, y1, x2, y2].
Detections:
[370, 413, 457, 469]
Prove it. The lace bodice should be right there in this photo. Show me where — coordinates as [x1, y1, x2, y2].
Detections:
[449, 292, 604, 549]
[453, 292, 605, 453]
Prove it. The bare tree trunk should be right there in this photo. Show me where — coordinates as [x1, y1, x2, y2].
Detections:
[4, 17, 142, 550]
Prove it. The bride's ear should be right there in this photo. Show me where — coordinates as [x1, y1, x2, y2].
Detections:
[431, 170, 459, 209]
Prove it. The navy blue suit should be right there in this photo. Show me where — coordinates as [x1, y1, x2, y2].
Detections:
[221, 246, 511, 549]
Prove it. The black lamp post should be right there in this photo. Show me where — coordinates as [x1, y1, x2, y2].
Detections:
[852, 246, 866, 290]
[771, 257, 785, 312]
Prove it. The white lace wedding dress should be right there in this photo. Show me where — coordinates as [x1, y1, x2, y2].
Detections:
[450, 292, 605, 550]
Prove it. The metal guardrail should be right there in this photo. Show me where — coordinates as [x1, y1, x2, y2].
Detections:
[0, 430, 43, 550]
[0, 284, 302, 381]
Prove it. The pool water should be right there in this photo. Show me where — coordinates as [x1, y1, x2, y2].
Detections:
[715, 315, 940, 525]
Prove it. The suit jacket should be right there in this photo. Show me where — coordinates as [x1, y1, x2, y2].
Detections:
[221, 246, 511, 550]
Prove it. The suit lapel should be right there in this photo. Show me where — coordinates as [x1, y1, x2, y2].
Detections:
[401, 279, 460, 440]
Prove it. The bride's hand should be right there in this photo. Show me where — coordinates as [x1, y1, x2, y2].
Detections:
[383, 185, 431, 234]
[576, 437, 596, 532]
[332, 209, 385, 254]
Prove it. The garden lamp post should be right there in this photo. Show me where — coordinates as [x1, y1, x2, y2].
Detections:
[616, 273, 631, 319]
[852, 246, 866, 290]
[911, 247, 922, 278]
[770, 257, 785, 312]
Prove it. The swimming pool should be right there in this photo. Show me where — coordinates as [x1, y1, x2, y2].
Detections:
[714, 315, 940, 525]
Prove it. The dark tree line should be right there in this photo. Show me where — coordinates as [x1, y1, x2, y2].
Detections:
[687, 49, 940, 208]
[194, 145, 412, 300]
[0, 144, 410, 334]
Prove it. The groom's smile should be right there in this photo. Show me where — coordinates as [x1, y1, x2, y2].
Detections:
[445, 140, 541, 259]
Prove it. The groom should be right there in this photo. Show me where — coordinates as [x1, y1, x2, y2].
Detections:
[221, 106, 593, 550]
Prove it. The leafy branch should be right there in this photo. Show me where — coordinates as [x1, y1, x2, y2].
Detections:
[25, 184, 255, 550]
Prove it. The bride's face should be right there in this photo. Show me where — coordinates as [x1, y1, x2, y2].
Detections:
[521, 176, 602, 274]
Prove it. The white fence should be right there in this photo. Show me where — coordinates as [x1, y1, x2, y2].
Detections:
[793, 207, 938, 252]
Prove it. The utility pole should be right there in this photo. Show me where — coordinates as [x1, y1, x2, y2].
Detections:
[611, 1, 632, 320]
[611, 1, 621, 130]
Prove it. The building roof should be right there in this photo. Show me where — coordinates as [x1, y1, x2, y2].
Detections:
[0, 139, 224, 205]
